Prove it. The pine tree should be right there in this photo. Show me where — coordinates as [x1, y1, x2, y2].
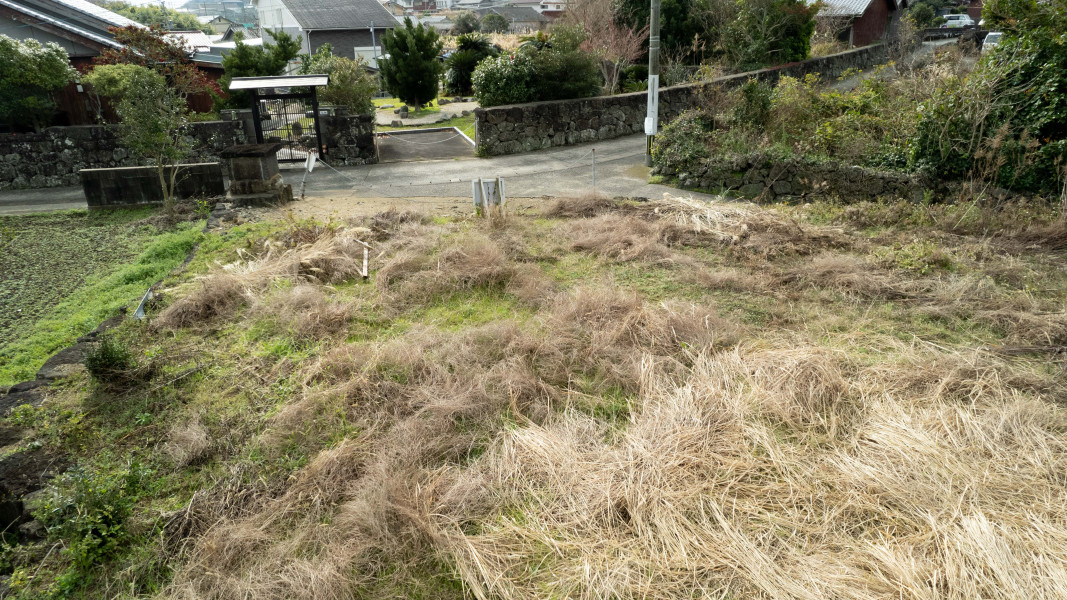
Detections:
[379, 17, 444, 109]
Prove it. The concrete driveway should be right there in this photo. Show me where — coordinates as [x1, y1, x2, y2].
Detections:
[0, 134, 718, 216]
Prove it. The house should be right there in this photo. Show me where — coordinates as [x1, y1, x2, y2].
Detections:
[197, 14, 236, 33]
[255, 0, 399, 68]
[382, 0, 437, 14]
[0, 0, 146, 125]
[452, 0, 484, 11]
[181, 0, 250, 19]
[967, 0, 982, 21]
[419, 13, 453, 32]
[475, 5, 549, 33]
[816, 0, 908, 47]
[382, 0, 407, 16]
[166, 29, 215, 54]
[537, 0, 566, 20]
[0, 0, 139, 64]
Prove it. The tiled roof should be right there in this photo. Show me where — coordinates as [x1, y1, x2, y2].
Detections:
[277, 0, 399, 30]
[817, 0, 875, 17]
[47, 0, 141, 28]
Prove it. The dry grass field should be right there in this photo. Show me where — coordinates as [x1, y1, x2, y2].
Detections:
[7, 194, 1067, 599]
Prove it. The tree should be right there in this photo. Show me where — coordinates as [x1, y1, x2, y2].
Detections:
[299, 44, 377, 114]
[615, 0, 704, 60]
[82, 63, 146, 99]
[0, 35, 77, 131]
[115, 66, 192, 214]
[445, 34, 499, 95]
[95, 26, 219, 101]
[481, 13, 510, 34]
[451, 11, 481, 34]
[219, 29, 303, 108]
[103, 1, 210, 32]
[908, 2, 941, 28]
[379, 17, 444, 108]
[721, 0, 820, 70]
[566, 0, 649, 94]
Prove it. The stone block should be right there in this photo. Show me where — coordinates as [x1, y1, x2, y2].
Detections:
[739, 183, 764, 197]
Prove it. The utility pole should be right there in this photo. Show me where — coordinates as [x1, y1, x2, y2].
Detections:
[644, 0, 660, 166]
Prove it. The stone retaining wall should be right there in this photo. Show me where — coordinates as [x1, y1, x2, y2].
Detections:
[0, 113, 378, 190]
[0, 121, 245, 191]
[475, 43, 888, 156]
[656, 153, 936, 202]
[321, 114, 378, 166]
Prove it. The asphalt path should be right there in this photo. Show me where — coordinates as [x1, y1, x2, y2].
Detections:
[0, 134, 719, 216]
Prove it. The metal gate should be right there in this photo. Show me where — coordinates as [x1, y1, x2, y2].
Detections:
[230, 75, 331, 164]
[251, 90, 323, 163]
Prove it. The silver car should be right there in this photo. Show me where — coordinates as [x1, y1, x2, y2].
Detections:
[983, 31, 1003, 52]
[942, 14, 975, 28]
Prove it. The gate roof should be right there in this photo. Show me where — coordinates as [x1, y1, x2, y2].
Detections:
[229, 75, 329, 90]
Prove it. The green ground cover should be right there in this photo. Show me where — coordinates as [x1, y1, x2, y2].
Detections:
[0, 210, 203, 387]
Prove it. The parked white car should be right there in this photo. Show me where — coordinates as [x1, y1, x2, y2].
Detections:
[982, 31, 1003, 52]
[941, 14, 975, 28]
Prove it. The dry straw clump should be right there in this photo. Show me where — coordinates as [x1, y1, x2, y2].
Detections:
[157, 226, 370, 329]
[426, 347, 1067, 600]
[253, 284, 353, 341]
[376, 233, 551, 308]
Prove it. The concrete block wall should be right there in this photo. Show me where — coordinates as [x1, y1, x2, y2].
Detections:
[80, 163, 227, 209]
[475, 44, 888, 156]
[0, 121, 246, 191]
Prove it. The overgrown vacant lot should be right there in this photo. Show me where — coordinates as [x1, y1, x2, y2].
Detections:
[7, 195, 1067, 599]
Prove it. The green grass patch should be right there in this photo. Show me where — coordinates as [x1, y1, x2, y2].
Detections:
[0, 220, 203, 387]
[374, 97, 444, 115]
[377, 113, 476, 138]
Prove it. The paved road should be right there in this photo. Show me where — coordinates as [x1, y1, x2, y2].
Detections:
[0, 134, 718, 216]
[0, 186, 86, 216]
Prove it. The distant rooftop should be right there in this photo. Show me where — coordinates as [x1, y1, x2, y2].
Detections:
[274, 0, 399, 29]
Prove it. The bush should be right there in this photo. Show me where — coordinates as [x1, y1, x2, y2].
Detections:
[911, 25, 1067, 192]
[451, 10, 480, 35]
[472, 52, 535, 106]
[481, 13, 509, 34]
[300, 44, 376, 114]
[652, 110, 715, 175]
[732, 79, 773, 130]
[35, 463, 147, 572]
[472, 47, 602, 107]
[528, 48, 601, 102]
[446, 34, 498, 95]
[0, 35, 77, 131]
[84, 335, 134, 382]
[82, 63, 151, 100]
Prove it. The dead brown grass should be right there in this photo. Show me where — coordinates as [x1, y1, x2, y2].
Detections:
[778, 253, 916, 300]
[569, 214, 676, 263]
[543, 193, 622, 219]
[156, 274, 247, 329]
[376, 234, 551, 308]
[156, 226, 370, 329]
[255, 284, 353, 341]
[147, 197, 1067, 600]
[162, 417, 212, 468]
[426, 347, 1067, 600]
